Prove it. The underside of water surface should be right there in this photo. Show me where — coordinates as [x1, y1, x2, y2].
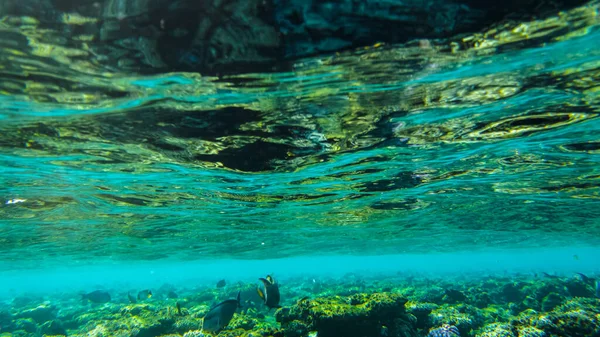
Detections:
[0, 0, 600, 336]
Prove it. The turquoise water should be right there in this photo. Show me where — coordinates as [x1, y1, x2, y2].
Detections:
[2, 8, 600, 271]
[1, 2, 600, 336]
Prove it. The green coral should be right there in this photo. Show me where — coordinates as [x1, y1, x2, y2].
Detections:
[276, 292, 416, 337]
[540, 293, 563, 312]
[3, 274, 600, 337]
[476, 323, 515, 337]
[429, 305, 475, 335]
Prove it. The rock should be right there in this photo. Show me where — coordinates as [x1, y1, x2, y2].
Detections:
[472, 292, 493, 308]
[406, 302, 438, 329]
[476, 323, 516, 337]
[0, 310, 15, 332]
[500, 283, 523, 303]
[276, 292, 416, 337]
[134, 316, 175, 337]
[538, 298, 600, 337]
[14, 318, 38, 334]
[172, 317, 201, 333]
[565, 277, 595, 298]
[6, 330, 34, 337]
[278, 319, 309, 337]
[532, 282, 564, 302]
[182, 330, 205, 337]
[511, 298, 600, 337]
[515, 326, 546, 337]
[228, 315, 260, 330]
[540, 293, 563, 312]
[442, 289, 467, 304]
[522, 296, 540, 312]
[11, 296, 41, 308]
[428, 306, 474, 336]
[427, 324, 460, 337]
[412, 286, 446, 303]
[16, 305, 57, 324]
[79, 303, 175, 337]
[40, 320, 67, 336]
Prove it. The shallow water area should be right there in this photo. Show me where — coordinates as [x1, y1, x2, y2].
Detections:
[1, 0, 600, 336]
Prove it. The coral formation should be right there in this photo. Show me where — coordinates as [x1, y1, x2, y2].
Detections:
[1, 274, 599, 337]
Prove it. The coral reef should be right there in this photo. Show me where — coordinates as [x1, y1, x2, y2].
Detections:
[276, 292, 416, 337]
[2, 273, 599, 337]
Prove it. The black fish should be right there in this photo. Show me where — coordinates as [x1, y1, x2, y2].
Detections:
[127, 292, 137, 303]
[257, 275, 281, 309]
[137, 290, 152, 300]
[202, 291, 241, 333]
[82, 290, 111, 303]
[216, 279, 227, 288]
[542, 272, 560, 279]
[176, 301, 182, 316]
[596, 280, 600, 298]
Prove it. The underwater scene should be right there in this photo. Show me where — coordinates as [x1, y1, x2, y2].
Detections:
[1, 0, 600, 336]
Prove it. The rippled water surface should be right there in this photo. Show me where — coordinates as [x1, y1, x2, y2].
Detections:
[1, 1, 600, 270]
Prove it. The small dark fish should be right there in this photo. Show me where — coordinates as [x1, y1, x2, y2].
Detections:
[167, 290, 178, 299]
[542, 272, 560, 279]
[82, 290, 111, 303]
[596, 280, 600, 298]
[176, 301, 182, 316]
[137, 290, 152, 300]
[127, 292, 137, 303]
[257, 275, 281, 309]
[216, 279, 227, 288]
[202, 291, 241, 333]
[573, 254, 579, 260]
[256, 313, 265, 319]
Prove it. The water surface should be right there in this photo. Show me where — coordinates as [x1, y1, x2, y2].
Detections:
[1, 1, 600, 272]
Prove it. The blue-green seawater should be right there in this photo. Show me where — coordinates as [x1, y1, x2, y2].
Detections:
[0, 2, 600, 300]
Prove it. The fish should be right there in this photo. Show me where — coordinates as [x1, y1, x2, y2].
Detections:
[542, 272, 560, 279]
[167, 290, 178, 299]
[176, 301, 182, 315]
[202, 291, 241, 333]
[137, 290, 152, 300]
[257, 275, 281, 309]
[82, 290, 111, 303]
[596, 280, 600, 298]
[127, 292, 137, 303]
[216, 279, 227, 288]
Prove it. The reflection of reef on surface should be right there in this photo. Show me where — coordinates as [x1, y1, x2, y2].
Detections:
[1, 1, 600, 264]
[2, 273, 600, 337]
[0, 0, 591, 75]
[0, 1, 599, 172]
